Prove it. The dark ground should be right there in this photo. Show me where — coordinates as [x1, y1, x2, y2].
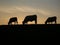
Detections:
[0, 24, 59, 40]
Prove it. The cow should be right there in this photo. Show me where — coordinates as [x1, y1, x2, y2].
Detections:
[45, 16, 57, 24]
[8, 17, 18, 25]
[22, 15, 37, 24]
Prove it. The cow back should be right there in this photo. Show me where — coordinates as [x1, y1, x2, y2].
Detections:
[9, 17, 17, 22]
[25, 15, 37, 21]
[46, 16, 57, 22]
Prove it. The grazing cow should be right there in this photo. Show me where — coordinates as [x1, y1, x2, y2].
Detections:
[45, 16, 57, 24]
[8, 17, 18, 25]
[22, 15, 37, 24]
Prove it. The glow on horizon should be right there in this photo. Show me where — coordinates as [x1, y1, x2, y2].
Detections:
[0, 6, 51, 25]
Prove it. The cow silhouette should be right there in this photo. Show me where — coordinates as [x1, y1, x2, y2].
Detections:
[45, 16, 57, 24]
[22, 15, 37, 24]
[8, 17, 18, 25]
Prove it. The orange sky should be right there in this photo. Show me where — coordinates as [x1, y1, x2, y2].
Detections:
[0, 0, 60, 25]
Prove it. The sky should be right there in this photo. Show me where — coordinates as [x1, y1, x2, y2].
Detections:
[0, 0, 60, 25]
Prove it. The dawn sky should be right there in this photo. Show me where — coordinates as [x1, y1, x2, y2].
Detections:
[0, 0, 60, 25]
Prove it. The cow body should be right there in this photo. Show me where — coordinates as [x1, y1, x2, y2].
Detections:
[45, 16, 57, 24]
[8, 17, 18, 25]
[22, 15, 37, 24]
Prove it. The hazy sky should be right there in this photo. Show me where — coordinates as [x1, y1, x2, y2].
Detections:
[0, 0, 60, 25]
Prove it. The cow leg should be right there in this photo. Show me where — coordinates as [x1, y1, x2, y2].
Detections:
[45, 21, 47, 24]
[23, 21, 25, 25]
[35, 19, 37, 24]
[55, 20, 56, 24]
[8, 21, 10, 25]
[8, 22, 10, 25]
[23, 22, 25, 25]
[17, 21, 18, 24]
[9, 22, 12, 25]
[8, 22, 11, 25]
[35, 21, 36, 24]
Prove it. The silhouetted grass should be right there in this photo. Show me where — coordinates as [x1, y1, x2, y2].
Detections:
[0, 24, 59, 39]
